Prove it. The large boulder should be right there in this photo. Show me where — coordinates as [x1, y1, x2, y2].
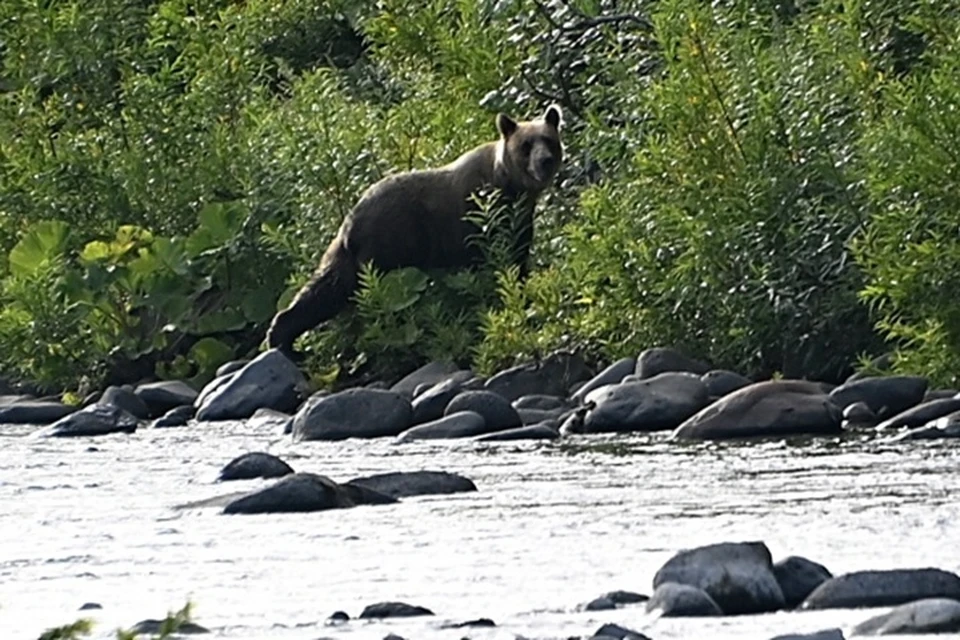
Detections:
[445, 390, 521, 431]
[645, 582, 723, 617]
[673, 380, 842, 441]
[218, 452, 294, 481]
[583, 372, 709, 433]
[590, 623, 651, 640]
[874, 396, 960, 431]
[293, 388, 412, 441]
[222, 472, 396, 514]
[134, 380, 199, 417]
[701, 370, 753, 398]
[571, 358, 636, 404]
[828, 376, 928, 419]
[774, 556, 833, 609]
[99, 386, 150, 419]
[652, 541, 786, 615]
[358, 602, 434, 619]
[890, 412, 960, 441]
[390, 361, 464, 397]
[396, 411, 489, 442]
[0, 400, 75, 425]
[483, 351, 592, 402]
[851, 598, 960, 636]
[37, 404, 138, 437]
[801, 568, 960, 610]
[409, 371, 477, 425]
[635, 347, 710, 379]
[195, 349, 307, 422]
[345, 470, 476, 498]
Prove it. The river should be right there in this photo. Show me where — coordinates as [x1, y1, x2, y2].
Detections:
[1, 422, 958, 639]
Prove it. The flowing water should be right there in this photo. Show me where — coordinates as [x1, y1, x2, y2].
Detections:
[1, 421, 958, 640]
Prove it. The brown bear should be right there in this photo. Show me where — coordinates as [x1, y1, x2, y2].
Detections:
[266, 104, 564, 352]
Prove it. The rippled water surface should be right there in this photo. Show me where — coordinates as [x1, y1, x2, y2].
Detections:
[1, 421, 958, 640]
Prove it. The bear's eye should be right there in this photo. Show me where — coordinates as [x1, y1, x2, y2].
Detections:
[521, 140, 533, 155]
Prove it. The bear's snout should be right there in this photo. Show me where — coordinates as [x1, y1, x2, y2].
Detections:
[532, 154, 558, 182]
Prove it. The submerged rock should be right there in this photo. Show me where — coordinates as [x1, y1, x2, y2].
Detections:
[445, 390, 521, 432]
[222, 472, 396, 515]
[652, 541, 786, 615]
[396, 411, 488, 442]
[37, 404, 138, 437]
[345, 470, 477, 499]
[292, 388, 412, 441]
[0, 400, 75, 425]
[851, 597, 960, 636]
[774, 555, 833, 609]
[583, 372, 709, 433]
[133, 380, 199, 417]
[195, 349, 307, 422]
[218, 452, 294, 481]
[828, 375, 928, 419]
[673, 380, 841, 441]
[358, 601, 434, 619]
[635, 347, 710, 379]
[801, 568, 960, 610]
[590, 622, 651, 640]
[646, 582, 723, 617]
[148, 405, 195, 428]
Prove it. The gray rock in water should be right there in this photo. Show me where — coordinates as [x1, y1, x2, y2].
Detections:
[769, 629, 845, 640]
[646, 582, 723, 617]
[129, 619, 209, 635]
[445, 390, 521, 431]
[513, 394, 569, 411]
[673, 380, 842, 441]
[484, 351, 592, 402]
[774, 555, 833, 609]
[843, 401, 877, 427]
[293, 388, 412, 441]
[571, 358, 637, 404]
[219, 452, 294, 481]
[195, 349, 307, 422]
[701, 369, 752, 398]
[409, 371, 476, 425]
[924, 389, 959, 401]
[99, 385, 150, 419]
[890, 412, 960, 441]
[591, 622, 651, 640]
[583, 372, 709, 433]
[829, 375, 928, 419]
[801, 568, 960, 610]
[345, 470, 477, 498]
[222, 472, 396, 514]
[359, 601, 434, 619]
[440, 618, 496, 628]
[246, 407, 292, 432]
[516, 407, 566, 425]
[636, 347, 710, 379]
[37, 404, 138, 437]
[475, 422, 560, 442]
[875, 397, 960, 431]
[603, 590, 649, 605]
[390, 361, 464, 397]
[134, 380, 199, 417]
[396, 411, 488, 442]
[559, 407, 587, 435]
[584, 595, 616, 611]
[653, 541, 786, 615]
[851, 597, 960, 636]
[78, 602, 102, 610]
[149, 405, 195, 428]
[0, 400, 75, 425]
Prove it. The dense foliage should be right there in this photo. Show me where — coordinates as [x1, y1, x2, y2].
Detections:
[1, 0, 958, 392]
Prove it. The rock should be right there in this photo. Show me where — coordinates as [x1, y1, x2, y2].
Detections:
[583, 372, 709, 433]
[222, 472, 396, 514]
[195, 349, 307, 422]
[874, 397, 960, 431]
[513, 394, 569, 411]
[218, 452, 294, 481]
[636, 347, 710, 379]
[646, 582, 723, 617]
[216, 359, 249, 377]
[133, 380, 199, 417]
[801, 568, 960, 610]
[148, 405, 195, 428]
[828, 375, 928, 419]
[246, 407, 292, 432]
[0, 400, 75, 425]
[701, 369, 753, 398]
[483, 351, 592, 402]
[396, 411, 488, 442]
[769, 630, 845, 640]
[602, 590, 649, 605]
[37, 404, 138, 437]
[78, 602, 102, 610]
[390, 361, 464, 397]
[0, 394, 31, 406]
[445, 390, 521, 431]
[842, 402, 877, 427]
[409, 371, 476, 425]
[851, 598, 960, 636]
[99, 385, 150, 419]
[440, 618, 496, 628]
[358, 601, 434, 619]
[585, 596, 617, 611]
[590, 622, 651, 640]
[571, 358, 637, 404]
[559, 407, 588, 435]
[129, 619, 209, 635]
[345, 470, 477, 498]
[292, 388, 412, 441]
[516, 407, 566, 424]
[924, 389, 959, 402]
[774, 556, 833, 609]
[327, 610, 350, 623]
[673, 380, 842, 441]
[890, 412, 960, 441]
[475, 422, 560, 441]
[652, 541, 786, 614]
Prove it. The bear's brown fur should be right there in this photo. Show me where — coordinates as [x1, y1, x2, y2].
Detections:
[266, 105, 564, 352]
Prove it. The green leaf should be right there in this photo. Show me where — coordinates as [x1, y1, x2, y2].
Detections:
[188, 337, 234, 374]
[241, 285, 280, 323]
[9, 220, 70, 276]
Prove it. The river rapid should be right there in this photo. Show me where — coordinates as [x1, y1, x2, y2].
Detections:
[1, 422, 958, 640]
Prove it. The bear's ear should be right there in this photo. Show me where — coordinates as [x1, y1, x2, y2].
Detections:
[497, 113, 518, 139]
[544, 104, 563, 129]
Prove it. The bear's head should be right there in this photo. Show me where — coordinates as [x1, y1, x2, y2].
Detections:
[496, 105, 564, 193]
